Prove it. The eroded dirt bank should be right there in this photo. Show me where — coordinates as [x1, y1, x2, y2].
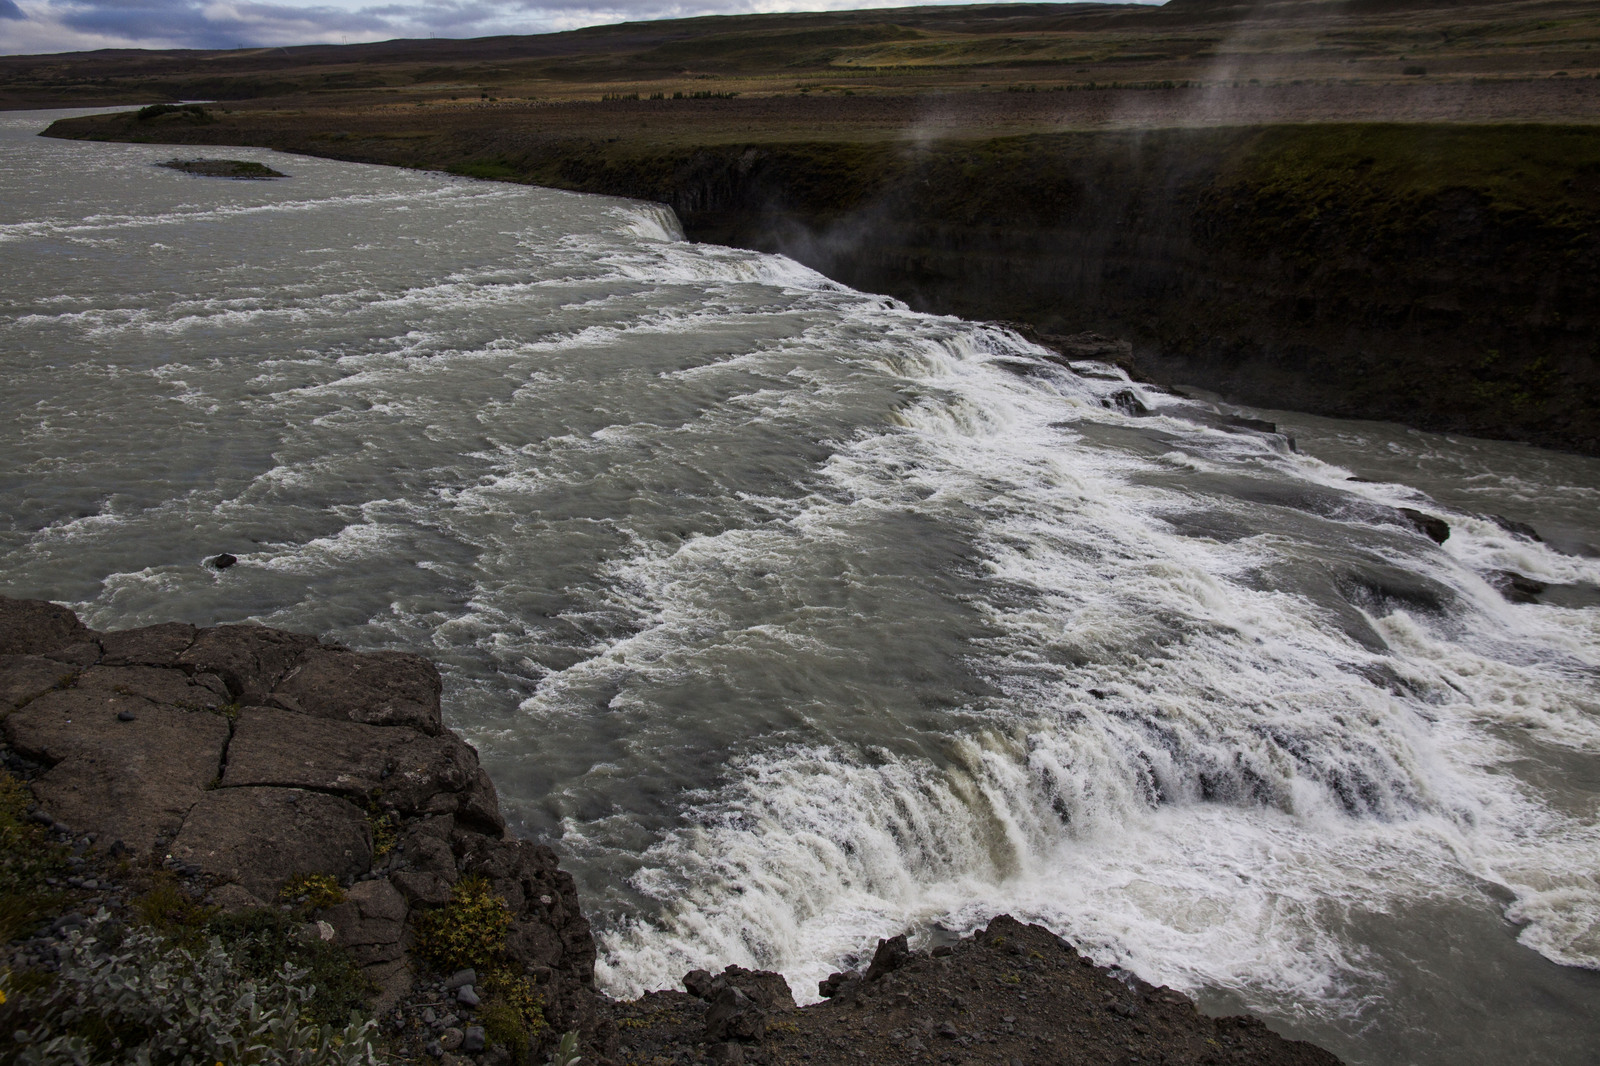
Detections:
[0, 593, 1341, 1064]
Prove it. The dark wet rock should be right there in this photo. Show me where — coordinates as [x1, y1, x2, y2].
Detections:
[1103, 387, 1151, 416]
[169, 786, 373, 899]
[0, 595, 94, 657]
[323, 878, 407, 966]
[209, 553, 238, 569]
[683, 968, 715, 998]
[1221, 414, 1279, 434]
[864, 933, 913, 982]
[461, 1026, 486, 1053]
[160, 158, 283, 179]
[457, 984, 480, 1008]
[1489, 514, 1543, 542]
[692, 964, 797, 1011]
[704, 985, 765, 1043]
[1489, 569, 1547, 604]
[1042, 331, 1133, 364]
[1398, 507, 1451, 544]
[706, 1042, 744, 1064]
[445, 968, 477, 990]
[273, 644, 443, 735]
[818, 970, 861, 999]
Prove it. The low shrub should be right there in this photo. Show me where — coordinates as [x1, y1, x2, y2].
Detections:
[0, 912, 380, 1066]
[0, 771, 66, 943]
[132, 872, 217, 937]
[412, 874, 511, 974]
[278, 872, 347, 909]
[208, 908, 373, 1027]
[413, 875, 544, 1053]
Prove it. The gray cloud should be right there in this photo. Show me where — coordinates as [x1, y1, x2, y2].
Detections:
[4, 0, 1083, 56]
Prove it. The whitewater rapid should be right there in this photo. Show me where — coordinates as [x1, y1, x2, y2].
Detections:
[2, 108, 1598, 1065]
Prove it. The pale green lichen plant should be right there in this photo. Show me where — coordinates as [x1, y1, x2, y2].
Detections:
[2, 911, 380, 1066]
[545, 1030, 582, 1066]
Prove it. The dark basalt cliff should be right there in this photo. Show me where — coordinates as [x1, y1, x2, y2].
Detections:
[532, 124, 1600, 456]
[1, 592, 1345, 1064]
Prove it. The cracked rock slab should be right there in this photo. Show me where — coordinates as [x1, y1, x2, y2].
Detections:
[75, 664, 230, 710]
[0, 595, 94, 656]
[4, 692, 229, 856]
[273, 645, 443, 735]
[0, 654, 77, 715]
[170, 786, 373, 899]
[99, 622, 197, 668]
[178, 623, 317, 704]
[222, 706, 491, 823]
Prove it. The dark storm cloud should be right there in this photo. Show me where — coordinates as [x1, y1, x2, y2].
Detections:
[4, 0, 1070, 55]
[49, 0, 393, 48]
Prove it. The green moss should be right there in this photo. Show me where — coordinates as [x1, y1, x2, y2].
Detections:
[412, 876, 544, 1053]
[132, 873, 218, 937]
[367, 805, 399, 858]
[278, 872, 347, 908]
[0, 771, 67, 943]
[413, 874, 512, 973]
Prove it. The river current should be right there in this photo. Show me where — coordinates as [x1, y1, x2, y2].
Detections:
[3, 109, 1599, 1064]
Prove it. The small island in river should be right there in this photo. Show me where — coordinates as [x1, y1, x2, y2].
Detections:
[158, 157, 286, 179]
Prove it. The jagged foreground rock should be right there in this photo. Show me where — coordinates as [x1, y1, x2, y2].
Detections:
[608, 917, 1341, 1065]
[1, 593, 1342, 1065]
[0, 594, 605, 1047]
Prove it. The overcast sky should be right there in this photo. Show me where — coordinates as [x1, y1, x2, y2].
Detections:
[0, 0, 1146, 57]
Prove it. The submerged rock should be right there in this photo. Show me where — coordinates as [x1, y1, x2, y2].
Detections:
[1398, 506, 1451, 544]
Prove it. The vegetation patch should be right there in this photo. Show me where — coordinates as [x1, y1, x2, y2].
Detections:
[414, 875, 545, 1053]
[207, 907, 374, 1026]
[0, 913, 379, 1066]
[0, 770, 67, 944]
[131, 872, 217, 937]
[279, 872, 347, 908]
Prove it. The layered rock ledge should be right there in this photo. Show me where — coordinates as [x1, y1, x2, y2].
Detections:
[1, 593, 1342, 1065]
[0, 593, 603, 1053]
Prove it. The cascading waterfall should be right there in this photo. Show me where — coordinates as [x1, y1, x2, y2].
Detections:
[3, 108, 1598, 1066]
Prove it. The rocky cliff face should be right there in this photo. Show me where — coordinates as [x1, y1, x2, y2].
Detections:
[0, 594, 606, 1055]
[551, 125, 1600, 455]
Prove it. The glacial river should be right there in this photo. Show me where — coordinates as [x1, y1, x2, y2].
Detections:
[3, 108, 1599, 1065]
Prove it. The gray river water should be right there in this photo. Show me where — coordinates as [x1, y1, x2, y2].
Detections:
[3, 109, 1599, 1065]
